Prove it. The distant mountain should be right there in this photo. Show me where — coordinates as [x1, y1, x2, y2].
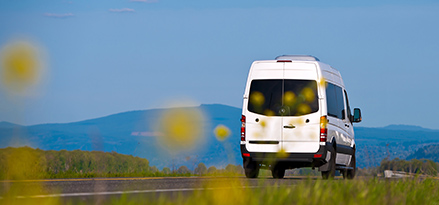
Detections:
[2, 104, 439, 169]
[354, 126, 439, 167]
[0, 121, 23, 129]
[382, 124, 434, 132]
[0, 104, 242, 170]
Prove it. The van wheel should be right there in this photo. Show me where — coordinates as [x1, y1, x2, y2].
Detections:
[346, 153, 356, 179]
[271, 165, 285, 179]
[245, 167, 259, 178]
[321, 150, 336, 179]
[244, 159, 259, 178]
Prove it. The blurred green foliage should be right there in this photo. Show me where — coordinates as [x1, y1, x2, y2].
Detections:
[0, 146, 152, 180]
[379, 158, 439, 176]
[110, 178, 439, 205]
[0, 147, 244, 180]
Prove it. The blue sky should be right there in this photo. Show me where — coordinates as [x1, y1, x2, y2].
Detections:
[1, 0, 439, 129]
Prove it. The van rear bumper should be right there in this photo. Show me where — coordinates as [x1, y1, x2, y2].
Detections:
[241, 143, 332, 169]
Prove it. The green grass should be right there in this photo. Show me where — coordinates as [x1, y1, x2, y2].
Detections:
[2, 146, 439, 204]
[2, 178, 439, 205]
[110, 178, 439, 205]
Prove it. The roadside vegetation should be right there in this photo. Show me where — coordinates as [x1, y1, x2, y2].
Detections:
[1, 146, 438, 180]
[355, 158, 439, 177]
[0, 146, 244, 180]
[113, 178, 439, 205]
[2, 147, 439, 205]
[379, 158, 439, 176]
[3, 178, 439, 205]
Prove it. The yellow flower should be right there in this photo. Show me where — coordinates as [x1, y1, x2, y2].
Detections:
[276, 148, 289, 158]
[1, 40, 44, 94]
[260, 120, 266, 128]
[297, 104, 311, 115]
[214, 124, 231, 141]
[283, 91, 296, 105]
[155, 107, 205, 152]
[301, 87, 315, 102]
[318, 77, 326, 88]
[289, 118, 304, 126]
[250, 91, 265, 106]
[264, 109, 275, 116]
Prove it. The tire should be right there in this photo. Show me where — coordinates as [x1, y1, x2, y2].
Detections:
[346, 153, 356, 179]
[341, 170, 347, 179]
[271, 164, 285, 179]
[244, 158, 259, 178]
[245, 168, 259, 178]
[322, 149, 336, 179]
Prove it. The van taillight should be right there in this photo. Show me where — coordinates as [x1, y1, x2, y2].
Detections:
[277, 60, 292, 63]
[320, 116, 327, 142]
[241, 115, 246, 141]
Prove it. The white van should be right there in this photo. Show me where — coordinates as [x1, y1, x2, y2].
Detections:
[240, 55, 362, 179]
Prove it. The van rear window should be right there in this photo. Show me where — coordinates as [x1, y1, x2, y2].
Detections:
[248, 79, 319, 116]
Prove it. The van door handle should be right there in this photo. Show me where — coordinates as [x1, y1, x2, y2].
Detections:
[284, 125, 296, 129]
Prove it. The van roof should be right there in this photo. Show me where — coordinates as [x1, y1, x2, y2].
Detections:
[250, 56, 344, 87]
[275, 55, 320, 61]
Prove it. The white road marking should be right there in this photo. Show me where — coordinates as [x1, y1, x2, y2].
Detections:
[1, 186, 264, 199]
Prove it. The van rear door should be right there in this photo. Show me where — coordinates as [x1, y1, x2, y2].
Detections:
[282, 63, 321, 153]
[245, 62, 283, 153]
[245, 62, 321, 153]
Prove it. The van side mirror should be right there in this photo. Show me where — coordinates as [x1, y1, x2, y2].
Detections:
[353, 108, 362, 123]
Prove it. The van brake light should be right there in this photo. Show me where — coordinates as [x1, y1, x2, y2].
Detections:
[320, 116, 327, 142]
[241, 115, 246, 141]
[277, 60, 292, 63]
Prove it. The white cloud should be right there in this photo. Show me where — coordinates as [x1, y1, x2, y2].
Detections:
[130, 0, 158, 2]
[109, 8, 135, 13]
[131, 131, 163, 137]
[43, 13, 74, 18]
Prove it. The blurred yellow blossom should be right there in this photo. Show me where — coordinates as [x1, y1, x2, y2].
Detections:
[283, 91, 296, 106]
[155, 107, 205, 152]
[250, 91, 264, 106]
[301, 87, 315, 102]
[214, 124, 231, 141]
[297, 104, 311, 115]
[276, 148, 288, 159]
[1, 40, 45, 95]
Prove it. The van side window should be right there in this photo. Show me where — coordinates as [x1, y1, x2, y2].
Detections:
[344, 90, 352, 123]
[326, 83, 345, 120]
[248, 79, 319, 116]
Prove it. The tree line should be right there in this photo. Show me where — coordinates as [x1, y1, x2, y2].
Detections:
[0, 146, 243, 180]
[378, 158, 439, 176]
[2, 146, 438, 180]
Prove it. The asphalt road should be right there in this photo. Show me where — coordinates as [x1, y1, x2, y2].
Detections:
[0, 176, 324, 203]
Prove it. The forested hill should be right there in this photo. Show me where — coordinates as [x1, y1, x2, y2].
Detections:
[0, 146, 151, 180]
[354, 126, 439, 167]
[407, 144, 439, 162]
[0, 104, 242, 170]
